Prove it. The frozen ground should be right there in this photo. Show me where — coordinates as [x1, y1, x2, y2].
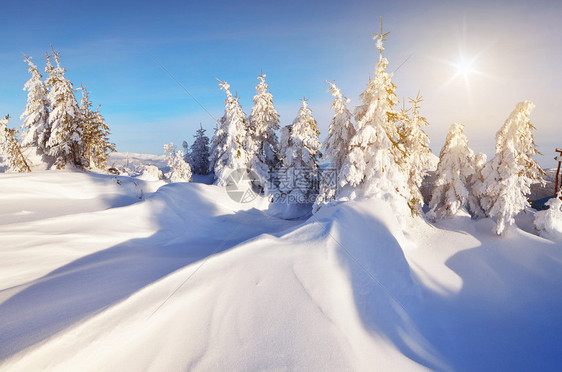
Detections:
[0, 169, 561, 371]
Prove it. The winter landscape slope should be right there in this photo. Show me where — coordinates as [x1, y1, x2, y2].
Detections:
[0, 170, 561, 371]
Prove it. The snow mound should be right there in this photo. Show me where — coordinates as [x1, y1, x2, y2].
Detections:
[1, 171, 561, 370]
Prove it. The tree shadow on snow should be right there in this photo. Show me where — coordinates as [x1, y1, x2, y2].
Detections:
[0, 181, 300, 361]
[409, 217, 562, 371]
[320, 202, 450, 370]
[331, 207, 562, 371]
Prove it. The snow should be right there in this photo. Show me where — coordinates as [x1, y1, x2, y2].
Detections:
[1, 170, 561, 370]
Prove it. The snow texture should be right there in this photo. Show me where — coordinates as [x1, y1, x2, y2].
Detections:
[1, 171, 561, 370]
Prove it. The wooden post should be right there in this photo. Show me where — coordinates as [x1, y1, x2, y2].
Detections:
[555, 148, 562, 199]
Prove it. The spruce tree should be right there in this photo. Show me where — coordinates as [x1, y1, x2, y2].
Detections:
[468, 152, 488, 219]
[314, 81, 355, 212]
[79, 85, 115, 169]
[189, 124, 210, 175]
[339, 21, 410, 215]
[0, 115, 31, 172]
[20, 54, 50, 154]
[209, 79, 248, 186]
[182, 141, 192, 164]
[278, 98, 321, 203]
[246, 73, 281, 180]
[324, 81, 355, 172]
[481, 101, 544, 235]
[427, 123, 475, 220]
[398, 93, 433, 214]
[45, 49, 84, 168]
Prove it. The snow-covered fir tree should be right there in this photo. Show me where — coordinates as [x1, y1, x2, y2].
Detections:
[313, 81, 355, 212]
[0, 115, 31, 172]
[480, 101, 544, 235]
[79, 86, 115, 169]
[246, 73, 281, 180]
[20, 55, 50, 154]
[208, 80, 248, 186]
[45, 49, 84, 168]
[181, 141, 192, 164]
[278, 98, 321, 203]
[324, 80, 355, 172]
[278, 124, 292, 164]
[398, 93, 433, 214]
[427, 123, 475, 220]
[189, 124, 210, 175]
[468, 152, 488, 219]
[534, 190, 562, 239]
[339, 23, 410, 215]
[208, 119, 223, 173]
[163, 142, 192, 182]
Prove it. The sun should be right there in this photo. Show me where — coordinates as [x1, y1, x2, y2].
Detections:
[455, 56, 475, 78]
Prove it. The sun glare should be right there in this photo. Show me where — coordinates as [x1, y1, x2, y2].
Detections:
[455, 56, 475, 78]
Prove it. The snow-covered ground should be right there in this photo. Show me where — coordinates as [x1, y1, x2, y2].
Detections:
[1, 170, 561, 371]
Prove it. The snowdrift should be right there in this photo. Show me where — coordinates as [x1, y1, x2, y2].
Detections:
[1, 171, 561, 371]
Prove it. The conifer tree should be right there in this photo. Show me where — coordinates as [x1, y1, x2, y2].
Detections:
[427, 123, 475, 220]
[278, 124, 292, 164]
[20, 55, 50, 153]
[79, 85, 115, 169]
[468, 152, 488, 219]
[208, 119, 224, 174]
[163, 142, 192, 182]
[324, 81, 355, 172]
[45, 49, 84, 168]
[189, 124, 210, 175]
[278, 98, 321, 203]
[209, 79, 248, 186]
[480, 101, 544, 235]
[0, 115, 31, 172]
[339, 20, 410, 215]
[246, 72, 281, 179]
[181, 141, 192, 164]
[398, 93, 433, 214]
[314, 81, 355, 211]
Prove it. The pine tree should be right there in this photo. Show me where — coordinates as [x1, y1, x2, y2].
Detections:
[246, 72, 281, 180]
[79, 85, 115, 169]
[163, 142, 192, 182]
[189, 124, 210, 175]
[20, 54, 50, 154]
[45, 49, 84, 168]
[0, 115, 31, 172]
[339, 21, 410, 215]
[427, 123, 475, 220]
[314, 81, 355, 212]
[398, 93, 433, 214]
[481, 101, 544, 235]
[278, 98, 321, 203]
[209, 79, 248, 186]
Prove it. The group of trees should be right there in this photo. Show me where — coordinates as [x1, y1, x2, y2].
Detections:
[0, 49, 114, 171]
[428, 101, 544, 235]
[181, 21, 544, 236]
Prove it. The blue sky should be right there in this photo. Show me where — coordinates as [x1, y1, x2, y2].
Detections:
[1, 0, 560, 167]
